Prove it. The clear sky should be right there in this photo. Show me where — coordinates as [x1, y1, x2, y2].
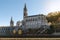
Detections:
[0, 0, 60, 26]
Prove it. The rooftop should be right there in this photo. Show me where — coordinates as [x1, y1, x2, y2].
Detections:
[24, 14, 45, 18]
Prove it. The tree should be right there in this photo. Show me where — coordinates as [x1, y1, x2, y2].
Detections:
[47, 25, 55, 34]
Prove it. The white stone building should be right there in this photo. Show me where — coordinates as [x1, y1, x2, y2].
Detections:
[23, 14, 49, 29]
[22, 4, 50, 29]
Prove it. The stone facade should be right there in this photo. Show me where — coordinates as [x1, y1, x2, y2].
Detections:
[23, 14, 49, 29]
[23, 4, 50, 29]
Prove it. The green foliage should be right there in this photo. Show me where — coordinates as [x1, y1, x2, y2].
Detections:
[47, 25, 55, 34]
[28, 28, 37, 34]
[47, 11, 60, 32]
[47, 11, 60, 23]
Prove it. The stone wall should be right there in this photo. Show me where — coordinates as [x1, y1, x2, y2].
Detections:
[0, 38, 60, 40]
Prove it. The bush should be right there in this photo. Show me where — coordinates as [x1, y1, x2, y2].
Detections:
[47, 25, 55, 34]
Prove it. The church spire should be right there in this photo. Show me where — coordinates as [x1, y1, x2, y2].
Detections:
[24, 3, 27, 11]
[10, 17, 14, 27]
[11, 17, 12, 22]
[23, 3, 28, 18]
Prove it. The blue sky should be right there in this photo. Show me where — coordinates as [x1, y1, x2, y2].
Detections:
[0, 0, 60, 26]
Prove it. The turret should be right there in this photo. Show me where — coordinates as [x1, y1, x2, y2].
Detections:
[10, 17, 14, 27]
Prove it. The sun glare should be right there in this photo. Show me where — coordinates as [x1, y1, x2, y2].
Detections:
[46, 0, 60, 13]
[50, 3, 60, 12]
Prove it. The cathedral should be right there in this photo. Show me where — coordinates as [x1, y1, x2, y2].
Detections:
[0, 4, 50, 36]
[22, 4, 50, 29]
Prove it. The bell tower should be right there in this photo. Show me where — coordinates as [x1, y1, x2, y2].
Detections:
[23, 3, 28, 18]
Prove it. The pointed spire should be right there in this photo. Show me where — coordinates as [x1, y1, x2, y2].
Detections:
[11, 17, 13, 21]
[24, 3, 27, 11]
[23, 3, 28, 18]
[25, 3, 26, 8]
[10, 17, 14, 27]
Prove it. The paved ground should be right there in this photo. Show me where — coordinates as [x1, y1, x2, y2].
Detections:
[0, 34, 60, 38]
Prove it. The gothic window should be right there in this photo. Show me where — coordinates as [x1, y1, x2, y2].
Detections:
[38, 17, 40, 19]
[33, 18, 34, 21]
